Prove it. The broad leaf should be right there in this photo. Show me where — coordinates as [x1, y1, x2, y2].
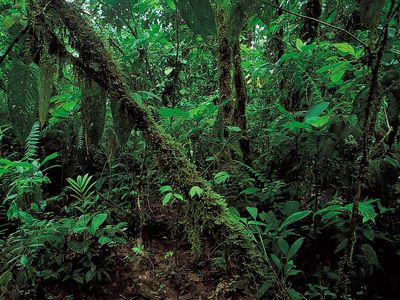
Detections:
[91, 213, 108, 233]
[277, 238, 289, 256]
[304, 102, 329, 120]
[287, 238, 304, 260]
[246, 207, 258, 220]
[159, 107, 189, 118]
[174, 0, 216, 37]
[279, 210, 311, 231]
[8, 61, 40, 142]
[189, 186, 203, 198]
[333, 43, 355, 57]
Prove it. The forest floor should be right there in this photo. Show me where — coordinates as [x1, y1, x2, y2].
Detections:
[41, 203, 255, 300]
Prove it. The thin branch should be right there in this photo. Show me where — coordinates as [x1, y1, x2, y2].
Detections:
[263, 1, 369, 50]
[0, 26, 30, 66]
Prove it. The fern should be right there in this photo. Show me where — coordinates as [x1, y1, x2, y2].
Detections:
[235, 160, 265, 183]
[23, 122, 40, 161]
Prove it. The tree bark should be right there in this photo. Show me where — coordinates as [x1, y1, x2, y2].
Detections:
[300, 0, 322, 42]
[215, 7, 234, 138]
[232, 40, 252, 165]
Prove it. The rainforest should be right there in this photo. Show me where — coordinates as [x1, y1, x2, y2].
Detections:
[0, 0, 399, 299]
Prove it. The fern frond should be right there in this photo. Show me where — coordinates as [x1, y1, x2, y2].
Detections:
[23, 122, 40, 160]
[235, 160, 266, 183]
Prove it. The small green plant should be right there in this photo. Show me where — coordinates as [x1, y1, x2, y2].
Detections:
[159, 185, 184, 206]
[1, 123, 58, 218]
[164, 251, 174, 259]
[132, 243, 145, 256]
[232, 207, 311, 299]
[66, 174, 97, 213]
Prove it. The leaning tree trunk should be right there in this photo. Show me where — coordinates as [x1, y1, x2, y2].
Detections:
[28, 0, 263, 286]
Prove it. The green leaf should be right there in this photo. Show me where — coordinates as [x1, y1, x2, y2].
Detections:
[246, 207, 258, 220]
[174, 0, 216, 37]
[72, 273, 84, 284]
[20, 255, 28, 266]
[0, 270, 12, 286]
[159, 185, 173, 193]
[41, 152, 58, 165]
[284, 120, 311, 130]
[334, 238, 348, 254]
[304, 102, 329, 120]
[227, 126, 241, 133]
[296, 39, 304, 52]
[256, 281, 273, 299]
[360, 243, 378, 266]
[345, 200, 378, 224]
[8, 61, 40, 142]
[247, 220, 268, 226]
[159, 107, 189, 118]
[98, 236, 113, 245]
[85, 270, 95, 283]
[287, 238, 304, 260]
[164, 66, 174, 75]
[333, 43, 355, 57]
[330, 62, 348, 83]
[288, 288, 303, 300]
[240, 187, 260, 195]
[165, 0, 176, 10]
[359, 201, 377, 224]
[277, 238, 289, 256]
[279, 210, 312, 231]
[162, 192, 173, 206]
[214, 171, 230, 184]
[277, 103, 295, 121]
[173, 193, 184, 201]
[271, 254, 281, 271]
[91, 213, 108, 233]
[189, 186, 203, 198]
[306, 115, 330, 128]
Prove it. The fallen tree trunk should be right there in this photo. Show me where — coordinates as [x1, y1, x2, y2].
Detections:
[28, 0, 264, 287]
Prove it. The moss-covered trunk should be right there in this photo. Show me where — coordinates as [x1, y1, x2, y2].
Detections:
[28, 0, 263, 287]
[232, 40, 251, 165]
[215, 7, 251, 164]
[215, 8, 234, 142]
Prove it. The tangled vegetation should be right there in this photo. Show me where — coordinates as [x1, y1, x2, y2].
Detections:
[0, 0, 399, 299]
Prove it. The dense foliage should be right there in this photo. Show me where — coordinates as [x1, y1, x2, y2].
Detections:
[0, 0, 399, 299]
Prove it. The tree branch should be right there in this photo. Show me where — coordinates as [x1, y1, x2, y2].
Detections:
[263, 1, 369, 50]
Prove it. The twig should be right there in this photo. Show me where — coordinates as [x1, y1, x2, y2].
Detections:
[263, 1, 369, 51]
[0, 26, 30, 66]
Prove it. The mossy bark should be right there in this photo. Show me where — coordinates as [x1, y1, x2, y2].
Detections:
[215, 7, 251, 164]
[215, 8, 234, 143]
[232, 40, 251, 165]
[28, 0, 264, 286]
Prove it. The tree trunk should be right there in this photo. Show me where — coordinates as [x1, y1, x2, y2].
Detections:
[28, 0, 263, 285]
[232, 40, 252, 165]
[215, 7, 234, 139]
[265, 0, 284, 62]
[300, 0, 322, 42]
[215, 7, 252, 164]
